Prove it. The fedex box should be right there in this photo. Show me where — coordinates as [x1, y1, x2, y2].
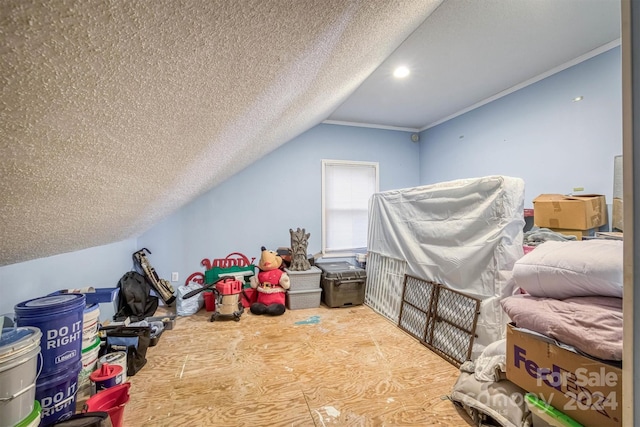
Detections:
[533, 194, 607, 230]
[506, 324, 621, 427]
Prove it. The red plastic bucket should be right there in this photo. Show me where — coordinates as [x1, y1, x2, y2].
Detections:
[84, 382, 130, 427]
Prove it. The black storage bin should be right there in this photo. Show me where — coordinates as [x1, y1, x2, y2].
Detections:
[316, 262, 366, 308]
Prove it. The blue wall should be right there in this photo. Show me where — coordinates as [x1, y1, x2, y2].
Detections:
[0, 238, 137, 316]
[1, 125, 419, 314]
[137, 124, 420, 284]
[419, 47, 622, 208]
[0, 47, 623, 315]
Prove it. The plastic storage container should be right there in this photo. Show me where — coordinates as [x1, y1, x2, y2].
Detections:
[284, 266, 322, 290]
[316, 262, 366, 308]
[145, 314, 176, 330]
[286, 289, 322, 310]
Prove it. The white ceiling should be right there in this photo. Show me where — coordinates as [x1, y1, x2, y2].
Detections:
[0, 0, 621, 267]
[328, 0, 621, 130]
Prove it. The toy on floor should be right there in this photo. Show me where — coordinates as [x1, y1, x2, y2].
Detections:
[250, 246, 290, 316]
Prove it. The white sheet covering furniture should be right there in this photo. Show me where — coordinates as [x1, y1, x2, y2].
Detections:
[367, 175, 525, 350]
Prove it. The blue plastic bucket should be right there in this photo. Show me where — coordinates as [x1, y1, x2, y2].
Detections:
[15, 294, 86, 376]
[35, 359, 82, 426]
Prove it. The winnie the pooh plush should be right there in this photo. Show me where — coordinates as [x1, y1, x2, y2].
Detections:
[249, 246, 290, 315]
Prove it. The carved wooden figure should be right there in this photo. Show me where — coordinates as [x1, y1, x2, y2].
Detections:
[289, 227, 311, 271]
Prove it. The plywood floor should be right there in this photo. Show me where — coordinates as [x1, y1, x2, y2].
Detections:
[105, 304, 474, 426]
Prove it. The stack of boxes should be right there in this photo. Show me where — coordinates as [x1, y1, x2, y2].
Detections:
[284, 262, 368, 309]
[533, 193, 608, 239]
[285, 266, 322, 309]
[506, 324, 622, 427]
[511, 167, 622, 426]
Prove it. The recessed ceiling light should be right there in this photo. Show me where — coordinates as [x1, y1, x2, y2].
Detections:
[393, 66, 410, 79]
[573, 96, 584, 102]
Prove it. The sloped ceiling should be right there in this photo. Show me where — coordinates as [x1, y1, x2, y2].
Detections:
[0, 1, 623, 267]
[328, 0, 621, 130]
[0, 0, 442, 266]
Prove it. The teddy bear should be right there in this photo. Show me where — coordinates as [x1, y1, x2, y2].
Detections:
[249, 246, 290, 315]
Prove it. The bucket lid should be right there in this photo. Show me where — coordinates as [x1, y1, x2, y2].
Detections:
[0, 326, 42, 363]
[15, 294, 86, 314]
[49, 411, 109, 427]
[82, 336, 101, 354]
[83, 303, 100, 314]
[89, 363, 123, 381]
[15, 400, 41, 427]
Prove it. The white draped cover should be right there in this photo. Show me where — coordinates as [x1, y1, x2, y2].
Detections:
[367, 175, 525, 349]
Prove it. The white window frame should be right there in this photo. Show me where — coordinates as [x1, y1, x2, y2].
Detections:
[321, 159, 379, 258]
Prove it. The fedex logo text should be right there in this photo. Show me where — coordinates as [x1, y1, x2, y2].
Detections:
[513, 345, 619, 420]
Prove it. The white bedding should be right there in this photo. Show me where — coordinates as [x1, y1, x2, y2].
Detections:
[512, 239, 623, 299]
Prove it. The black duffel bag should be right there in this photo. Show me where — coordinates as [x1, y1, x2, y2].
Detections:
[100, 325, 151, 376]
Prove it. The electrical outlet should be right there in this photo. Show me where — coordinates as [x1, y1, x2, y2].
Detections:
[171, 272, 179, 282]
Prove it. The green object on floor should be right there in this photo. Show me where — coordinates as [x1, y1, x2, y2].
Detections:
[525, 393, 583, 427]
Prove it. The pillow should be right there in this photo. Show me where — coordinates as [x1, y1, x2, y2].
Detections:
[512, 239, 623, 299]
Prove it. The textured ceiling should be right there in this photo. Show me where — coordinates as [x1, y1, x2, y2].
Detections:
[0, 0, 441, 266]
[0, 0, 623, 267]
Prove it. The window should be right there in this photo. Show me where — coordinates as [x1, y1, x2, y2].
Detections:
[321, 160, 379, 257]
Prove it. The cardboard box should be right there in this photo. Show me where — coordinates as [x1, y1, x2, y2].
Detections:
[548, 228, 596, 241]
[533, 194, 607, 230]
[506, 324, 622, 427]
[612, 198, 623, 231]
